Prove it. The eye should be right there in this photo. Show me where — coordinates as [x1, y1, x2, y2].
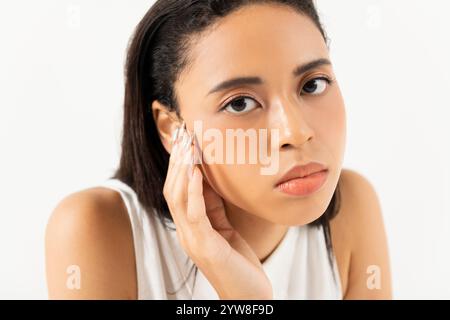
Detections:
[220, 96, 259, 115]
[301, 77, 332, 95]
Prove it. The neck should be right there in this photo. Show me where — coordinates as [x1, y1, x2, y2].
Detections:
[224, 202, 289, 263]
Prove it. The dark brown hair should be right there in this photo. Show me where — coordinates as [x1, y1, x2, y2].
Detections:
[113, 0, 341, 291]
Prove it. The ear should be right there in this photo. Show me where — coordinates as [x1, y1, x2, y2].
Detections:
[151, 100, 180, 154]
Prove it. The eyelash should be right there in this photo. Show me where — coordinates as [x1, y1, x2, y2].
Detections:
[303, 76, 334, 92]
[219, 75, 334, 114]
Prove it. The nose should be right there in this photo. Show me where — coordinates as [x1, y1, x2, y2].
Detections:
[269, 98, 314, 150]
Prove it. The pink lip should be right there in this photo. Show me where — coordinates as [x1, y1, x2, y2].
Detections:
[275, 162, 329, 197]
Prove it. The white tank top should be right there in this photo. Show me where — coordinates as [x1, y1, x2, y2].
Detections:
[98, 178, 343, 300]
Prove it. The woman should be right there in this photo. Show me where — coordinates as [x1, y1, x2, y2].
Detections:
[45, 0, 392, 299]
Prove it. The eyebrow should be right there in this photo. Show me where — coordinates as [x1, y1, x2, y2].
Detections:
[207, 58, 332, 96]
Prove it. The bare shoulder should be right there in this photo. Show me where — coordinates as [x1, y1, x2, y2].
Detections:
[45, 187, 137, 299]
[330, 169, 392, 299]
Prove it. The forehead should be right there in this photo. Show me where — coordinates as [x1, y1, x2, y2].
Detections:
[177, 4, 328, 89]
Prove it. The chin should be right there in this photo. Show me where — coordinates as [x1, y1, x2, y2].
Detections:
[264, 192, 332, 226]
[274, 207, 326, 226]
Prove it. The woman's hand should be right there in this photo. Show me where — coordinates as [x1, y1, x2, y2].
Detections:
[163, 122, 273, 300]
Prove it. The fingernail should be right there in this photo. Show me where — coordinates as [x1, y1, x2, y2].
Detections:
[187, 134, 194, 148]
[180, 121, 186, 137]
[183, 130, 193, 151]
[171, 127, 180, 144]
[181, 129, 189, 150]
[172, 125, 186, 157]
[192, 132, 202, 165]
[175, 123, 186, 146]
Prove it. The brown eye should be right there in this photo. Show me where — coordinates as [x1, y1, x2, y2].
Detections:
[301, 77, 331, 95]
[222, 96, 259, 115]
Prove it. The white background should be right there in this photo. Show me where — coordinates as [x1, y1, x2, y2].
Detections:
[0, 0, 449, 299]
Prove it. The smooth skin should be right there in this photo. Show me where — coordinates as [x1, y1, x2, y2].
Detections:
[46, 3, 391, 299]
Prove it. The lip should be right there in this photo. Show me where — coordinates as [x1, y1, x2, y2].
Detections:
[275, 162, 329, 197]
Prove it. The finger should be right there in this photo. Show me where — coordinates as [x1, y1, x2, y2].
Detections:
[166, 128, 193, 225]
[165, 123, 189, 192]
[164, 124, 190, 227]
[202, 179, 233, 231]
[164, 123, 182, 194]
[170, 132, 193, 210]
[187, 165, 213, 230]
[168, 122, 185, 170]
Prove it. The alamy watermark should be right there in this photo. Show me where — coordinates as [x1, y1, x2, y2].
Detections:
[66, 264, 81, 290]
[187, 120, 280, 176]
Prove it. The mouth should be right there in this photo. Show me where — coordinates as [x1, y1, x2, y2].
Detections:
[274, 162, 329, 197]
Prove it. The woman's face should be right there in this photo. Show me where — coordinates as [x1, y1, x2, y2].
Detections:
[174, 4, 346, 226]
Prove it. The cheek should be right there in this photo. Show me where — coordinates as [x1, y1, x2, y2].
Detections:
[202, 161, 266, 208]
[314, 91, 347, 167]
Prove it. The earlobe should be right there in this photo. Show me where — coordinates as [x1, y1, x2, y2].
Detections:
[151, 100, 180, 153]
